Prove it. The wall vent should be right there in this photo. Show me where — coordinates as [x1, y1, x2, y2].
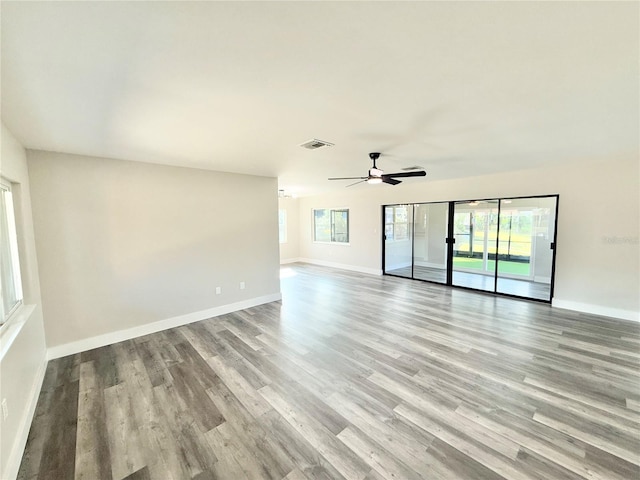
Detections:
[299, 139, 334, 150]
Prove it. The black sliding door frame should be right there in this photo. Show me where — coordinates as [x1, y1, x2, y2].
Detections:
[382, 194, 559, 303]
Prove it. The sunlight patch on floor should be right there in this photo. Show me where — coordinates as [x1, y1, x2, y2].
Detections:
[280, 267, 297, 279]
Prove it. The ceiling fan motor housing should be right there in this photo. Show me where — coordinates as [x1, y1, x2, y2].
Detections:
[328, 151, 426, 187]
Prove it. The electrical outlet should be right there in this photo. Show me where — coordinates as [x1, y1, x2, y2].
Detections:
[1, 399, 8, 421]
[215, 287, 221, 295]
[240, 281, 245, 290]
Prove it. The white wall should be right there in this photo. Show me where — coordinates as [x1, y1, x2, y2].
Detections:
[27, 151, 281, 353]
[0, 124, 48, 480]
[416, 203, 448, 268]
[298, 157, 640, 321]
[278, 197, 300, 263]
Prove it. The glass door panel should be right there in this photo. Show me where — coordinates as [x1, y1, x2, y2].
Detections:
[382, 196, 558, 302]
[383, 205, 414, 278]
[496, 196, 557, 300]
[452, 201, 498, 292]
[413, 203, 449, 284]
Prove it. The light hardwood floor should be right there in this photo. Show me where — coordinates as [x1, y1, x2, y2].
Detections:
[18, 263, 640, 479]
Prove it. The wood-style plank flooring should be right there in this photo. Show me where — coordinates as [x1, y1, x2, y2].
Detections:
[18, 263, 640, 479]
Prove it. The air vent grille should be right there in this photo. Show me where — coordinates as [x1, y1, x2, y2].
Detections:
[299, 139, 334, 150]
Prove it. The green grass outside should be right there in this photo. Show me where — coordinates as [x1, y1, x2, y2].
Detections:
[452, 256, 531, 276]
[455, 232, 532, 257]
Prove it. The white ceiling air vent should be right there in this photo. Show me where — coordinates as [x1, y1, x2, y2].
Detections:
[299, 138, 334, 150]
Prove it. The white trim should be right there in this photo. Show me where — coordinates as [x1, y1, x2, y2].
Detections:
[2, 353, 47, 480]
[280, 257, 301, 265]
[0, 304, 35, 361]
[533, 275, 551, 284]
[297, 258, 382, 276]
[552, 299, 639, 322]
[47, 293, 282, 360]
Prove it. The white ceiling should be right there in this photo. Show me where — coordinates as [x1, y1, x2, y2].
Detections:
[2, 1, 638, 197]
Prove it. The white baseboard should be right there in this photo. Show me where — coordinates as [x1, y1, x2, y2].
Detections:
[297, 258, 382, 276]
[279, 257, 300, 265]
[3, 353, 47, 480]
[47, 293, 282, 360]
[552, 299, 639, 322]
[534, 275, 551, 284]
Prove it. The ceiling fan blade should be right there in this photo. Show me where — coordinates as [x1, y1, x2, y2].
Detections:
[328, 176, 368, 181]
[383, 170, 426, 178]
[382, 177, 401, 185]
[346, 179, 368, 187]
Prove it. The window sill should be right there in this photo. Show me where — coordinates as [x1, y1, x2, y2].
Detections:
[0, 304, 36, 361]
[313, 241, 351, 246]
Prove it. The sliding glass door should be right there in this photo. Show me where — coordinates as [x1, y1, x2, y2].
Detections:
[452, 201, 499, 293]
[383, 205, 414, 279]
[412, 202, 449, 284]
[382, 195, 558, 302]
[495, 197, 557, 300]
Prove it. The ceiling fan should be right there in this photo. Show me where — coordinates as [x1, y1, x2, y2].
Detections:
[328, 152, 426, 187]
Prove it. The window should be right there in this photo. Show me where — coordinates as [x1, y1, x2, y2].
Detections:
[1, 180, 23, 325]
[313, 208, 349, 243]
[278, 209, 287, 243]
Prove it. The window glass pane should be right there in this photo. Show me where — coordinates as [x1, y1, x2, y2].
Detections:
[1, 183, 23, 323]
[331, 209, 349, 243]
[314, 209, 331, 242]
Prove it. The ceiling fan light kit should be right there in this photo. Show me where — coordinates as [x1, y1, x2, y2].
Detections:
[328, 152, 427, 187]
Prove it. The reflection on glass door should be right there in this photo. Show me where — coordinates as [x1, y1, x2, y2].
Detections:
[496, 197, 557, 300]
[412, 203, 449, 284]
[452, 201, 499, 292]
[383, 205, 414, 278]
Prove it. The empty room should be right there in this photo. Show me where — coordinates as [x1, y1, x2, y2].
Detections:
[1, 2, 639, 480]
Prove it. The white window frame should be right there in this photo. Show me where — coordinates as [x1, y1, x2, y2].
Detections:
[1, 179, 23, 326]
[312, 208, 350, 245]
